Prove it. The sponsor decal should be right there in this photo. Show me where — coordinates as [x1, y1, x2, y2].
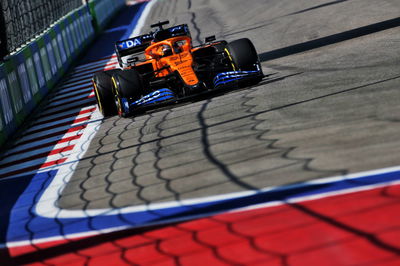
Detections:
[118, 38, 142, 50]
[117, 34, 152, 50]
[170, 25, 183, 32]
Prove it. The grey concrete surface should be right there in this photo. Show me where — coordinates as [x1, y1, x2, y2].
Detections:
[58, 0, 400, 210]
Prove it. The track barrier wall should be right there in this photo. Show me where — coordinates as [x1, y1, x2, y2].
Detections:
[89, 0, 126, 32]
[0, 0, 125, 149]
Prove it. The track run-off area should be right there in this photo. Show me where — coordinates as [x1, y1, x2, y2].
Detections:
[1, 0, 400, 264]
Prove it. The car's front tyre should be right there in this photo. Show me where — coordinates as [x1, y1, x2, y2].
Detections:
[93, 69, 120, 117]
[111, 69, 144, 117]
[226, 38, 263, 85]
[226, 38, 260, 71]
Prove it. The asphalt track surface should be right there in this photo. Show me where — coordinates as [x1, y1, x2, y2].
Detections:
[58, 0, 400, 209]
[1, 0, 400, 264]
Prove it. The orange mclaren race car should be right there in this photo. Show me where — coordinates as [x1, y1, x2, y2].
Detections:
[93, 21, 263, 117]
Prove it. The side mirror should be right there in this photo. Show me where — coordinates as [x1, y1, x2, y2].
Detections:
[205, 35, 216, 43]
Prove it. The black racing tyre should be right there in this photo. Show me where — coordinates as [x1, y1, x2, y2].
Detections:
[93, 69, 120, 117]
[226, 38, 260, 71]
[111, 69, 143, 117]
[112, 69, 143, 98]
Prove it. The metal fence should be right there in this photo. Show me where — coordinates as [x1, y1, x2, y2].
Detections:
[0, 0, 84, 58]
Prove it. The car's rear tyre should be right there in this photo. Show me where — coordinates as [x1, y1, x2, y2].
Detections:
[111, 69, 143, 117]
[226, 38, 261, 71]
[93, 69, 120, 117]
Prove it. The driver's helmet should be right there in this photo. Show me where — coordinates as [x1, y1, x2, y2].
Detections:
[161, 45, 172, 57]
[173, 42, 183, 53]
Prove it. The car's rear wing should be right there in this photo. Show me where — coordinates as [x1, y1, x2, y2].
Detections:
[115, 24, 192, 57]
[115, 24, 192, 67]
[115, 33, 154, 57]
[153, 24, 191, 42]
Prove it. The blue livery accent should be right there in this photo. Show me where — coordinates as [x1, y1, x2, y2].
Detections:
[121, 97, 130, 113]
[168, 24, 190, 37]
[130, 88, 175, 108]
[170, 25, 184, 33]
[213, 70, 261, 88]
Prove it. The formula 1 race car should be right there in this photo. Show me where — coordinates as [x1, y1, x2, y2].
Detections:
[93, 21, 263, 117]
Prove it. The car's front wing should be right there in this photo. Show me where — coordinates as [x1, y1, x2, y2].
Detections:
[213, 69, 263, 89]
[120, 69, 263, 115]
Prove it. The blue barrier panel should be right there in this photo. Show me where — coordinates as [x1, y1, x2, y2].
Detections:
[75, 10, 92, 51]
[53, 25, 68, 69]
[49, 27, 66, 77]
[66, 18, 78, 58]
[13, 49, 36, 112]
[2, 59, 25, 126]
[82, 5, 94, 40]
[0, 65, 4, 145]
[0, 63, 15, 145]
[69, 16, 81, 55]
[78, 12, 89, 40]
[49, 30, 63, 74]
[22, 46, 42, 103]
[29, 42, 49, 96]
[78, 7, 95, 45]
[72, 15, 84, 48]
[43, 34, 59, 80]
[60, 20, 73, 62]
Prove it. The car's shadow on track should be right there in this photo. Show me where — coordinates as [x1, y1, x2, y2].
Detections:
[258, 16, 400, 62]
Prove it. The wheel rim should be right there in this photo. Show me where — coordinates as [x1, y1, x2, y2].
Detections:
[224, 48, 236, 71]
[93, 81, 104, 114]
[112, 76, 124, 117]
